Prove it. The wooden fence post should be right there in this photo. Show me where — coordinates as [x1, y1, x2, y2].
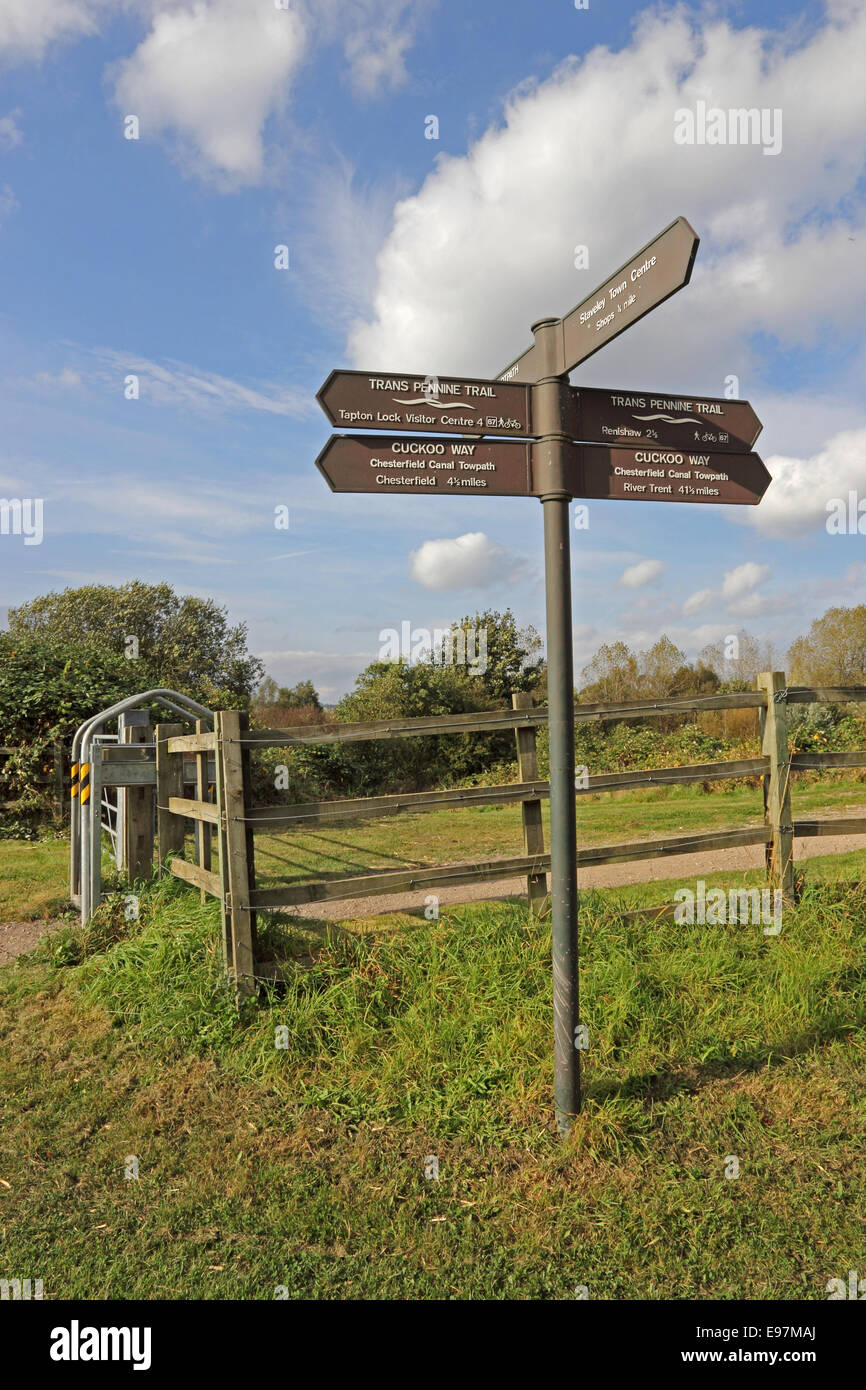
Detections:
[194, 718, 211, 905]
[155, 722, 185, 871]
[756, 671, 795, 902]
[123, 719, 154, 882]
[213, 715, 233, 970]
[512, 691, 548, 914]
[215, 710, 257, 995]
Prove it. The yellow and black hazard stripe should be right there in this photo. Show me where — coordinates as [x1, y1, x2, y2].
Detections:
[78, 763, 90, 805]
[70, 762, 79, 801]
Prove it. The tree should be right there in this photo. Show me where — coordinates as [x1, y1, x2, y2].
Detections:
[255, 677, 321, 710]
[667, 661, 720, 697]
[788, 606, 866, 684]
[639, 636, 686, 697]
[278, 680, 322, 710]
[699, 631, 776, 687]
[0, 631, 143, 745]
[438, 608, 545, 704]
[292, 658, 491, 796]
[256, 676, 280, 706]
[7, 581, 263, 703]
[580, 642, 640, 703]
[338, 658, 482, 724]
[0, 631, 144, 822]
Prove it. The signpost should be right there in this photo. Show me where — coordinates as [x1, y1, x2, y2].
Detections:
[316, 435, 771, 506]
[315, 434, 532, 496]
[313, 215, 771, 1136]
[574, 388, 762, 453]
[317, 369, 532, 437]
[576, 444, 771, 506]
[497, 216, 700, 385]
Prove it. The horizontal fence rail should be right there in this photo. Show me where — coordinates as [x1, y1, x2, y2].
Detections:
[145, 678, 866, 991]
[236, 780, 551, 827]
[168, 795, 220, 825]
[236, 708, 548, 746]
[166, 731, 216, 754]
[247, 853, 552, 909]
[224, 818, 866, 915]
[233, 693, 772, 746]
[221, 757, 772, 832]
[789, 751, 866, 770]
[791, 816, 866, 838]
[244, 827, 781, 910]
[169, 856, 221, 897]
[787, 686, 866, 704]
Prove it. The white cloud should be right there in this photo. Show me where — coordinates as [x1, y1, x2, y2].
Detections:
[682, 587, 713, 615]
[725, 589, 792, 619]
[88, 348, 312, 417]
[348, 3, 866, 380]
[721, 561, 770, 600]
[619, 558, 665, 588]
[0, 450, 285, 545]
[0, 0, 109, 62]
[67, 475, 267, 539]
[741, 427, 866, 538]
[31, 367, 83, 391]
[683, 622, 731, 652]
[342, 26, 414, 98]
[290, 156, 411, 330]
[0, 183, 18, 226]
[0, 0, 427, 186]
[16, 346, 311, 416]
[0, 108, 22, 149]
[409, 532, 522, 590]
[110, 1, 307, 187]
[314, 0, 424, 98]
[105, 0, 426, 187]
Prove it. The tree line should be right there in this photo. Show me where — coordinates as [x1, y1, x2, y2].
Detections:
[2, 581, 865, 821]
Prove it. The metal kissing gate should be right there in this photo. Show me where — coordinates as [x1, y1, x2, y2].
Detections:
[70, 689, 213, 923]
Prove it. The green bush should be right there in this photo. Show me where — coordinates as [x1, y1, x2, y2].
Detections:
[0, 633, 143, 831]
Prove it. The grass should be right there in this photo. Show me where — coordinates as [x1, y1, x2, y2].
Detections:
[0, 836, 70, 920]
[0, 864, 864, 1300]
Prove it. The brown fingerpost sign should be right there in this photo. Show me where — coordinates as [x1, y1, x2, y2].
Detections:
[574, 388, 762, 454]
[575, 444, 772, 505]
[317, 369, 532, 437]
[497, 216, 699, 384]
[315, 434, 533, 495]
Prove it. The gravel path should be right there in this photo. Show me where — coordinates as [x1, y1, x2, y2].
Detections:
[0, 918, 64, 965]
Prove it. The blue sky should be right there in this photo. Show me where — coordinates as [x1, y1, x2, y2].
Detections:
[1, 0, 864, 700]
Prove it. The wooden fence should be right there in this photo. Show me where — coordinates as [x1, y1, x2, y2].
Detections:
[150, 676, 866, 994]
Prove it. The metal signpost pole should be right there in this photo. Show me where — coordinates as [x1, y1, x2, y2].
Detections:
[530, 318, 581, 1131]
